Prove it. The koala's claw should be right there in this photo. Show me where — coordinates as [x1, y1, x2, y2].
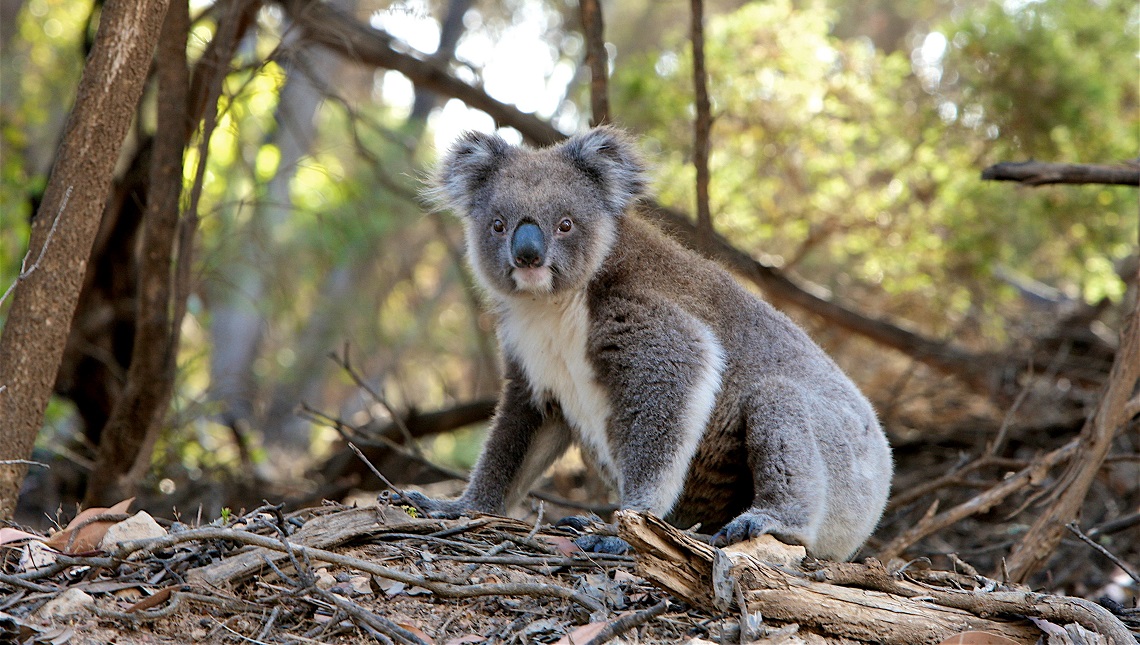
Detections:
[384, 490, 466, 519]
[574, 534, 631, 555]
[554, 515, 601, 532]
[711, 512, 781, 547]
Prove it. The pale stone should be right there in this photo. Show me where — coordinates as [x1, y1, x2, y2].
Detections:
[99, 510, 166, 552]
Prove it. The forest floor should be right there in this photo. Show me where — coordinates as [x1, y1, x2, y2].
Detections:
[2, 494, 1136, 645]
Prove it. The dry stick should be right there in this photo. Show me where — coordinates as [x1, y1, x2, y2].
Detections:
[584, 599, 669, 645]
[877, 440, 1077, 561]
[690, 0, 713, 250]
[345, 440, 427, 517]
[886, 455, 1026, 512]
[110, 526, 606, 614]
[1065, 522, 1140, 585]
[578, 0, 609, 126]
[315, 587, 429, 645]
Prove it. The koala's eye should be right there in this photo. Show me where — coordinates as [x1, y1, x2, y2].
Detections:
[557, 218, 573, 233]
[492, 219, 505, 233]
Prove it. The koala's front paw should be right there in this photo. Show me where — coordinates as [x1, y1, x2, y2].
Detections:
[574, 534, 631, 555]
[384, 490, 468, 519]
[711, 511, 783, 547]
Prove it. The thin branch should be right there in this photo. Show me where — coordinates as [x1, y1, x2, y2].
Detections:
[981, 160, 1140, 186]
[578, 0, 609, 126]
[108, 526, 607, 614]
[1065, 522, 1140, 584]
[877, 440, 1078, 561]
[0, 185, 70, 310]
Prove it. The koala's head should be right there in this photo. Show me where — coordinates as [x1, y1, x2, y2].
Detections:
[432, 127, 646, 297]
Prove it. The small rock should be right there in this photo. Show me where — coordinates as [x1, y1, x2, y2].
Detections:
[99, 511, 166, 552]
[35, 588, 94, 621]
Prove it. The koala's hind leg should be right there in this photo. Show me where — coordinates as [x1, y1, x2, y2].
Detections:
[713, 379, 827, 553]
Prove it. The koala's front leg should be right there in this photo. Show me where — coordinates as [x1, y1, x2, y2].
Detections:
[392, 360, 568, 518]
[591, 299, 724, 521]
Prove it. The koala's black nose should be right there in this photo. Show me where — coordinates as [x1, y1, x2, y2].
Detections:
[511, 222, 546, 268]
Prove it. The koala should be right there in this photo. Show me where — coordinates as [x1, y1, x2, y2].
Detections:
[402, 126, 893, 561]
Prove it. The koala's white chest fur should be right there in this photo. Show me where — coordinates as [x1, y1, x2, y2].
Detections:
[497, 291, 618, 484]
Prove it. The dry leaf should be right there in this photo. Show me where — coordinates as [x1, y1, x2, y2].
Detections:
[444, 636, 485, 645]
[125, 586, 176, 613]
[542, 535, 581, 556]
[0, 527, 42, 545]
[397, 622, 436, 644]
[555, 621, 609, 645]
[46, 498, 134, 554]
[937, 631, 1023, 645]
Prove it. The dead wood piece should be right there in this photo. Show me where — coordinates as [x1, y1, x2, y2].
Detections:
[981, 161, 1140, 186]
[616, 510, 1053, 644]
[187, 506, 445, 587]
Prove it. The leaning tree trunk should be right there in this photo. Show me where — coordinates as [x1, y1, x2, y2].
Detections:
[0, 0, 171, 521]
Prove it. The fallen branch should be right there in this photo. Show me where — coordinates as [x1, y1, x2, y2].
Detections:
[617, 510, 1130, 644]
[982, 160, 1140, 186]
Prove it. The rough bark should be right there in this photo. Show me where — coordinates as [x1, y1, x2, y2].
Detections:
[83, 0, 191, 506]
[617, 511, 1131, 644]
[0, 0, 171, 521]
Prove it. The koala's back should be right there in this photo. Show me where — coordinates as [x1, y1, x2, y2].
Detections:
[586, 214, 892, 556]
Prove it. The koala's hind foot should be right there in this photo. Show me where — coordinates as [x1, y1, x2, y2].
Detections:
[384, 490, 471, 519]
[711, 510, 807, 549]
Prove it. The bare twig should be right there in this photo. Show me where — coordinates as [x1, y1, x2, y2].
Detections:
[1004, 280, 1140, 582]
[878, 440, 1078, 561]
[1065, 522, 1140, 584]
[981, 160, 1140, 186]
[0, 186, 70, 310]
[331, 345, 424, 459]
[109, 526, 606, 614]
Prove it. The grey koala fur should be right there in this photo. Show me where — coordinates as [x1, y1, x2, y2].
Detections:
[412, 126, 893, 561]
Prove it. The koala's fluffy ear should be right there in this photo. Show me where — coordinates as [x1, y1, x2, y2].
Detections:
[560, 126, 647, 214]
[431, 131, 513, 215]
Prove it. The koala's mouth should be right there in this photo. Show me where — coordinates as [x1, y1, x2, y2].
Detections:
[511, 266, 554, 292]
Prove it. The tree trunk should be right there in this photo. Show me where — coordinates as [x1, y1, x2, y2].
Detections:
[0, 0, 171, 521]
[84, 0, 191, 506]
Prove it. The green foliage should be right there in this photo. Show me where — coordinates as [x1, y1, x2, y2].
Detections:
[612, 0, 1137, 342]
